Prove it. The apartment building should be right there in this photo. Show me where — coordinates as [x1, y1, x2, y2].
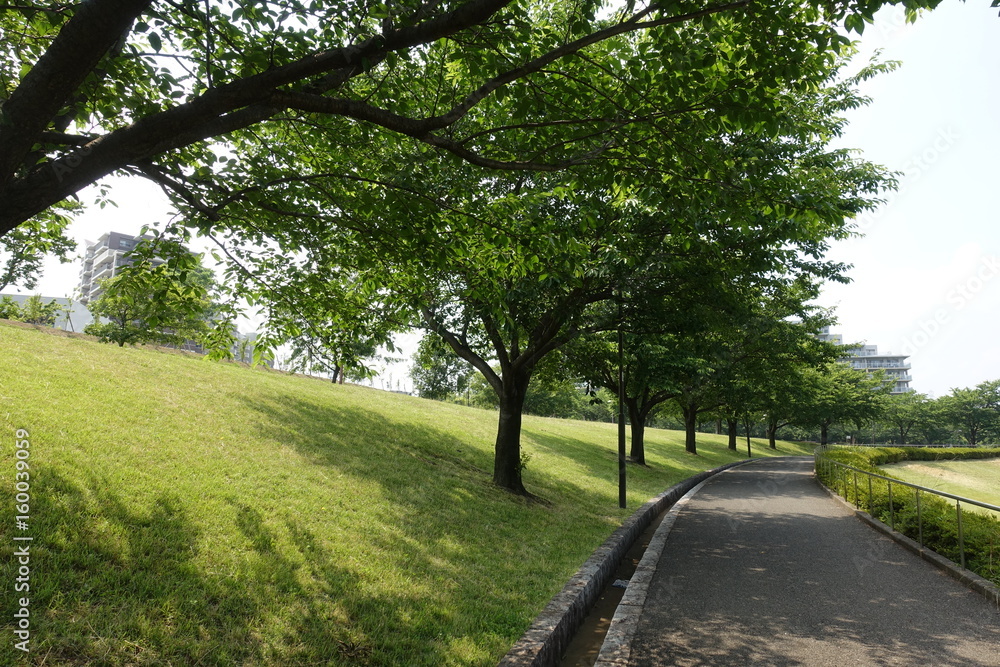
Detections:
[78, 231, 162, 305]
[818, 327, 913, 394]
[844, 344, 912, 394]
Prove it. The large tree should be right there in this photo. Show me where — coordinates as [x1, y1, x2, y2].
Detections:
[795, 361, 889, 445]
[204, 50, 896, 494]
[562, 331, 682, 466]
[881, 391, 930, 445]
[940, 380, 1000, 446]
[0, 0, 939, 239]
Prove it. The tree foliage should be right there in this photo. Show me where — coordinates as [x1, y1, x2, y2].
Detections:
[881, 391, 930, 445]
[83, 239, 217, 347]
[795, 361, 890, 445]
[940, 380, 1000, 446]
[0, 204, 76, 292]
[0, 294, 66, 326]
[0, 0, 941, 238]
[411, 332, 473, 400]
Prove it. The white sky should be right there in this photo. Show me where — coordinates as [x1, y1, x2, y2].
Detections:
[15, 2, 1000, 397]
[817, 1, 1000, 398]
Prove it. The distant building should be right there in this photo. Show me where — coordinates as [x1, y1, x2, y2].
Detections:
[78, 231, 163, 305]
[843, 344, 912, 394]
[819, 327, 913, 394]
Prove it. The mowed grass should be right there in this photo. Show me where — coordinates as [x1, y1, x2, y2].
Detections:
[880, 459, 1000, 517]
[0, 321, 811, 666]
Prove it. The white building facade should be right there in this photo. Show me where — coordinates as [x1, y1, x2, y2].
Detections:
[78, 231, 162, 305]
[818, 328, 913, 394]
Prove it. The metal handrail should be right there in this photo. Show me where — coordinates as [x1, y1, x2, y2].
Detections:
[815, 453, 1000, 572]
[818, 459, 1000, 514]
[823, 443, 990, 449]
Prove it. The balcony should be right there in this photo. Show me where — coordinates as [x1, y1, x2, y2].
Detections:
[90, 246, 123, 269]
[850, 361, 911, 371]
[91, 264, 116, 283]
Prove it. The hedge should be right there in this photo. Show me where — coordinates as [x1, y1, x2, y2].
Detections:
[815, 447, 1000, 587]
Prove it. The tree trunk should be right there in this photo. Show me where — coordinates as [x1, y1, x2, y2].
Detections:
[715, 418, 722, 435]
[492, 371, 531, 495]
[626, 398, 646, 465]
[682, 403, 698, 455]
[727, 418, 738, 451]
[767, 419, 778, 449]
[820, 422, 829, 446]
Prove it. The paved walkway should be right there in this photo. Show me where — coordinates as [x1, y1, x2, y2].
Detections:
[625, 457, 1000, 666]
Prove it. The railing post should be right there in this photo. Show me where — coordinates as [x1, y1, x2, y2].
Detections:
[957, 500, 965, 570]
[853, 472, 859, 508]
[888, 481, 894, 531]
[916, 489, 923, 547]
[868, 476, 873, 513]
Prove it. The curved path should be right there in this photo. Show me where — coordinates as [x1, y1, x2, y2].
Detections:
[615, 457, 1000, 666]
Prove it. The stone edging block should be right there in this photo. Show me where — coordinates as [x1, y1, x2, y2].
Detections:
[497, 459, 752, 667]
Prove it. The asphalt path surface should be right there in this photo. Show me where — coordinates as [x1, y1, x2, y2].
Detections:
[629, 457, 1000, 666]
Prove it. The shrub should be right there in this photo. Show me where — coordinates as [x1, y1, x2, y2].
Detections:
[816, 446, 1000, 587]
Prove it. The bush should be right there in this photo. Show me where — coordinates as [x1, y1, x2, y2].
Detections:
[816, 446, 1000, 587]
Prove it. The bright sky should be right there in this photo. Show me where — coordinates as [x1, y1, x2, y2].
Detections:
[16, 2, 1000, 397]
[818, 1, 1000, 398]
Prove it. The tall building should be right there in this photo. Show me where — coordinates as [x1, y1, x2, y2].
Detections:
[843, 344, 912, 394]
[78, 231, 162, 305]
[818, 327, 913, 394]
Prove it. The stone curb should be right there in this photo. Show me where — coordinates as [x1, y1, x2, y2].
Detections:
[497, 459, 752, 667]
[817, 478, 1000, 608]
[592, 460, 759, 667]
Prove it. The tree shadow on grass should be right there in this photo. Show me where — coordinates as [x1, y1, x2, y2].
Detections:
[0, 458, 543, 666]
[0, 466, 282, 665]
[225, 391, 594, 663]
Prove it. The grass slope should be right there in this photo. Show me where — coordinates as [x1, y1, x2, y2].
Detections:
[0, 322, 811, 666]
[881, 459, 1000, 515]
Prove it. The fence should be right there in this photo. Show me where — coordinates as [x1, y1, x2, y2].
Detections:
[814, 453, 1000, 571]
[836, 444, 990, 449]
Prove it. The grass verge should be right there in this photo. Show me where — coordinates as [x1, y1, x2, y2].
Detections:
[816, 446, 1000, 588]
[881, 459, 1000, 516]
[0, 321, 811, 666]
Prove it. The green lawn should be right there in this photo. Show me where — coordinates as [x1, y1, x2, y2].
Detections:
[880, 459, 1000, 516]
[0, 321, 811, 665]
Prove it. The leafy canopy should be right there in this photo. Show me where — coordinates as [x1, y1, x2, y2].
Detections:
[0, 0, 942, 239]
